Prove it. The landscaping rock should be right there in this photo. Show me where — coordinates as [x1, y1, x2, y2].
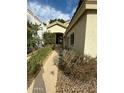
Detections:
[56, 50, 97, 93]
[56, 70, 97, 93]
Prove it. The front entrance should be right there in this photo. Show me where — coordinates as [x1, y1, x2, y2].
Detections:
[56, 33, 63, 44]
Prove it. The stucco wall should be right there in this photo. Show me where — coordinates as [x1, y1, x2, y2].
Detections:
[27, 12, 34, 23]
[84, 12, 97, 57]
[65, 11, 97, 57]
[47, 25, 66, 34]
[66, 14, 87, 54]
[64, 0, 97, 57]
[34, 19, 41, 25]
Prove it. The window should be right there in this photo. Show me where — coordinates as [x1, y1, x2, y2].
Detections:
[70, 33, 74, 46]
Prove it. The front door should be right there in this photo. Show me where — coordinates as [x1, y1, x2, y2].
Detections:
[56, 33, 63, 44]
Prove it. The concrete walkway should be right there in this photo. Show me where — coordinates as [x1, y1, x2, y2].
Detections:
[27, 68, 46, 93]
[28, 50, 59, 93]
[42, 50, 59, 93]
[32, 68, 46, 93]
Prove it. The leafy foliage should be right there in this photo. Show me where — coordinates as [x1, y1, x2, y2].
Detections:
[27, 47, 52, 77]
[43, 22, 47, 26]
[49, 18, 66, 24]
[27, 21, 41, 53]
[27, 47, 52, 88]
[43, 32, 56, 45]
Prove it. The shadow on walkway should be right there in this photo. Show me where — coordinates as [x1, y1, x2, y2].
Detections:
[32, 67, 46, 93]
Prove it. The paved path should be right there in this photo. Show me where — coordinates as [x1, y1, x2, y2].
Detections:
[32, 68, 46, 93]
[28, 68, 46, 93]
[28, 50, 59, 93]
[42, 51, 59, 93]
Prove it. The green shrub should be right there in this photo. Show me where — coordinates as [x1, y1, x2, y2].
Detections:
[27, 47, 52, 77]
[43, 32, 56, 46]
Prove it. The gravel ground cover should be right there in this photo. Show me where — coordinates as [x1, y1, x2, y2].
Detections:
[56, 50, 97, 93]
[56, 70, 96, 93]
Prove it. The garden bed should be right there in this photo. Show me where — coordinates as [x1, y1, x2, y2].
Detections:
[56, 50, 97, 93]
[27, 47, 52, 88]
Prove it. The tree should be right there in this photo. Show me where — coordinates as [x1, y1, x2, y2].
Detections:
[49, 19, 57, 24]
[43, 22, 46, 26]
[27, 21, 41, 53]
[49, 19, 66, 24]
[58, 19, 65, 23]
[43, 32, 56, 46]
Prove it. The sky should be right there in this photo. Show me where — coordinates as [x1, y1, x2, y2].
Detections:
[27, 0, 79, 22]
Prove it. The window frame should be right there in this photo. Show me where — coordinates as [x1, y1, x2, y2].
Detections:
[70, 32, 74, 46]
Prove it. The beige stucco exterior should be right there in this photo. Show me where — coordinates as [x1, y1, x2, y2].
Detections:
[64, 0, 97, 57]
[47, 21, 69, 44]
[84, 13, 97, 57]
[65, 13, 87, 53]
[47, 25, 66, 34]
[47, 21, 69, 34]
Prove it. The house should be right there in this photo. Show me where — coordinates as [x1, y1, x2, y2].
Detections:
[47, 20, 69, 44]
[64, 0, 97, 57]
[27, 8, 47, 47]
